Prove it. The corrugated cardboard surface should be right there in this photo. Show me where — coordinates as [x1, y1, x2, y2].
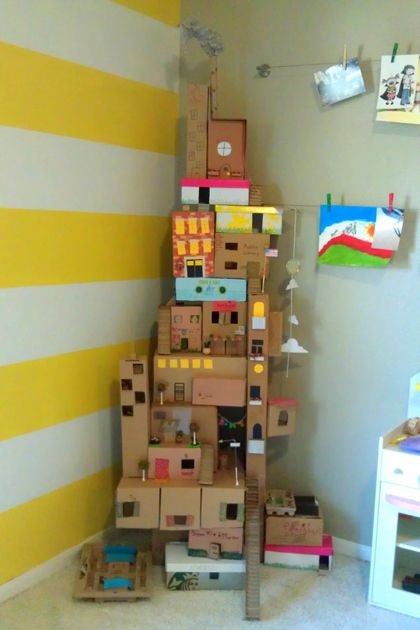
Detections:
[265, 514, 323, 546]
[201, 485, 245, 529]
[188, 527, 244, 558]
[192, 376, 246, 407]
[148, 444, 202, 480]
[120, 357, 150, 477]
[116, 479, 160, 529]
[214, 233, 269, 279]
[160, 486, 201, 531]
[207, 119, 246, 179]
[186, 84, 208, 178]
[268, 311, 283, 357]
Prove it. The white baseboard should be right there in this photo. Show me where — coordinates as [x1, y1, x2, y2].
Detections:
[333, 536, 371, 562]
[0, 530, 106, 605]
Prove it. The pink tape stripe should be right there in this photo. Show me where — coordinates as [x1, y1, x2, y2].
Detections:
[181, 178, 250, 189]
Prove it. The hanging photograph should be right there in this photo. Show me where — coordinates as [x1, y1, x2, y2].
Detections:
[314, 58, 366, 106]
[376, 54, 419, 111]
[377, 62, 420, 125]
[318, 204, 404, 267]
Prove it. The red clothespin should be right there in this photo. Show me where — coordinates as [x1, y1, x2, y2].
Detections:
[388, 192, 394, 215]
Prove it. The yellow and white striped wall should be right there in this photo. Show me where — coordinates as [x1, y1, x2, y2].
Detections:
[0, 0, 179, 590]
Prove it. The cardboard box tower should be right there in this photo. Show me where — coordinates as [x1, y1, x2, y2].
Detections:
[114, 83, 298, 613]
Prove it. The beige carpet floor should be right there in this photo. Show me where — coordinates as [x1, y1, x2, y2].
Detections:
[1, 545, 418, 629]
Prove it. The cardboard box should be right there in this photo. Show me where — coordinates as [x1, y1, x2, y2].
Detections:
[188, 528, 244, 559]
[181, 178, 250, 206]
[150, 404, 218, 467]
[267, 398, 297, 437]
[264, 535, 333, 572]
[265, 513, 324, 547]
[166, 542, 245, 590]
[175, 277, 247, 302]
[170, 305, 202, 352]
[215, 205, 283, 235]
[148, 444, 202, 480]
[192, 377, 246, 407]
[186, 84, 208, 178]
[214, 233, 270, 279]
[153, 354, 247, 403]
[158, 301, 172, 355]
[207, 119, 246, 179]
[202, 301, 247, 349]
[201, 473, 245, 529]
[268, 311, 283, 357]
[172, 211, 215, 278]
[115, 478, 160, 529]
[120, 357, 150, 477]
[247, 294, 270, 357]
[160, 485, 201, 531]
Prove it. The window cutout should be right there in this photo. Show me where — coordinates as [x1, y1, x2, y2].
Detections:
[250, 385, 261, 399]
[251, 339, 263, 354]
[209, 572, 220, 580]
[135, 391, 146, 404]
[212, 310, 220, 324]
[225, 242, 238, 250]
[174, 383, 185, 402]
[231, 311, 239, 324]
[174, 515, 187, 525]
[198, 187, 210, 204]
[122, 501, 140, 517]
[252, 423, 262, 439]
[226, 503, 238, 520]
[133, 363, 144, 375]
[181, 458, 195, 470]
[253, 301, 265, 317]
[278, 410, 289, 426]
[225, 261, 238, 270]
[121, 379, 132, 391]
[122, 405, 133, 416]
[252, 213, 263, 233]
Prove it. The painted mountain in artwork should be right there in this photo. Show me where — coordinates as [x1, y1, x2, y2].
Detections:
[318, 205, 392, 267]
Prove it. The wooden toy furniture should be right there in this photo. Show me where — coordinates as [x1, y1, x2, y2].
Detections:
[369, 421, 420, 619]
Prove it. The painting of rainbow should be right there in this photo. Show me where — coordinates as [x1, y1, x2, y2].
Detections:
[318, 204, 403, 267]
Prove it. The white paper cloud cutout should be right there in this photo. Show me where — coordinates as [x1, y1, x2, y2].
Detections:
[288, 314, 299, 326]
[286, 278, 299, 290]
[281, 337, 308, 353]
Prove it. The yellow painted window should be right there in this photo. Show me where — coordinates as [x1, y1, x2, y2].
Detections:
[188, 217, 198, 234]
[180, 359, 189, 369]
[169, 359, 178, 368]
[190, 240, 199, 255]
[157, 358, 167, 369]
[175, 217, 185, 235]
[253, 301, 265, 317]
[177, 241, 186, 256]
[201, 217, 210, 234]
[203, 239, 212, 253]
[192, 359, 201, 369]
[203, 359, 213, 369]
[186, 259, 194, 266]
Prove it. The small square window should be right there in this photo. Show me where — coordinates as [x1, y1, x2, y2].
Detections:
[278, 410, 289, 426]
[225, 261, 238, 270]
[211, 310, 220, 324]
[122, 501, 140, 517]
[174, 515, 187, 525]
[135, 391, 146, 404]
[226, 504, 238, 520]
[225, 242, 238, 250]
[121, 379, 132, 391]
[181, 458, 195, 470]
[209, 573, 220, 580]
[122, 405, 134, 416]
[231, 311, 239, 324]
[132, 363, 144, 375]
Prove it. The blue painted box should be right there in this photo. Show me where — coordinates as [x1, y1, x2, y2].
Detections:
[175, 277, 247, 302]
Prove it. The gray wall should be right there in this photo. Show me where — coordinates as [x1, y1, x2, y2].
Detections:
[180, 0, 420, 546]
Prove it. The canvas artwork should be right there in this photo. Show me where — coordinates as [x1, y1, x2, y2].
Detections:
[376, 54, 419, 111]
[318, 204, 404, 267]
[314, 58, 366, 106]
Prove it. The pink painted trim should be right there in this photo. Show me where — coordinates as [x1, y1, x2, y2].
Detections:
[181, 178, 250, 189]
[264, 535, 333, 556]
[386, 494, 420, 514]
[268, 398, 298, 407]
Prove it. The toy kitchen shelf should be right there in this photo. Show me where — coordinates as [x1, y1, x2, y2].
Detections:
[369, 421, 420, 617]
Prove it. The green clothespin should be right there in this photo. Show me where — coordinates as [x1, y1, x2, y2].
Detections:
[326, 193, 331, 212]
[391, 43, 398, 63]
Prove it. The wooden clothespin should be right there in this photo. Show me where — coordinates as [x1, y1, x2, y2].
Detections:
[388, 192, 394, 215]
[391, 43, 398, 63]
[343, 44, 347, 70]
